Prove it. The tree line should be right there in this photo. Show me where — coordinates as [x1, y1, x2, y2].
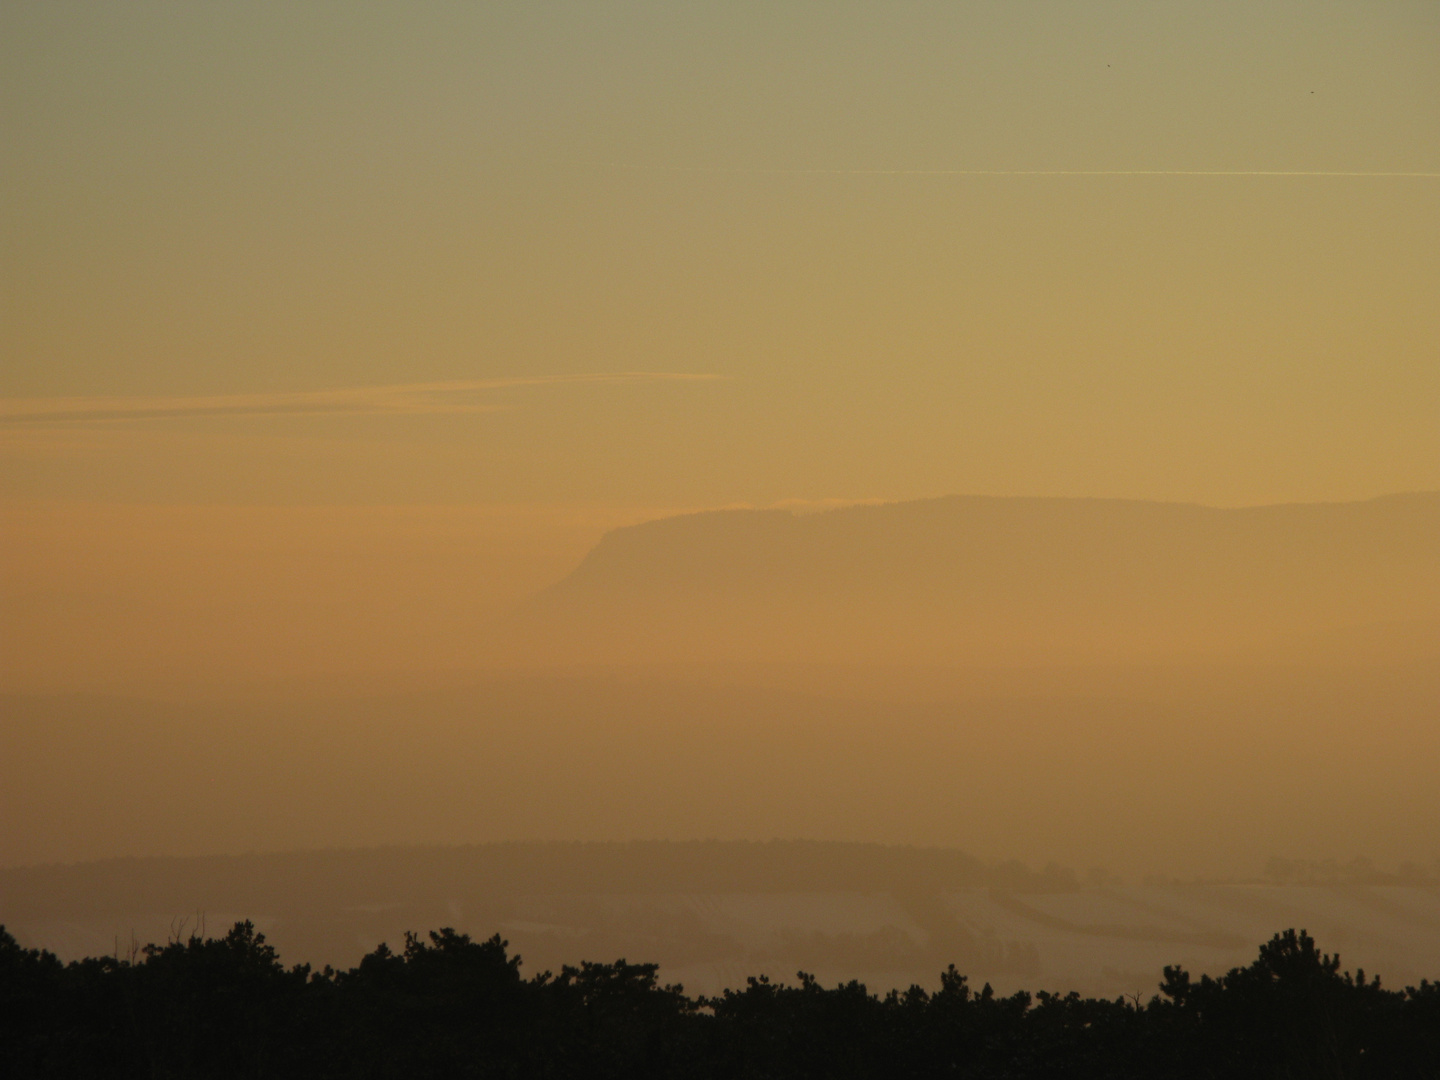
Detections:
[2, 922, 1436, 1078]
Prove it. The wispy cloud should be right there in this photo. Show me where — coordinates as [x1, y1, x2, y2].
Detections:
[0, 373, 722, 425]
[597, 164, 1440, 178]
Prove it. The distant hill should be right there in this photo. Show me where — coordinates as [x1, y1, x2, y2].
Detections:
[0, 840, 1056, 920]
[508, 493, 1440, 667]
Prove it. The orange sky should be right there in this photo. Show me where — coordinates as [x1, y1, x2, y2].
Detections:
[2, 2, 1438, 694]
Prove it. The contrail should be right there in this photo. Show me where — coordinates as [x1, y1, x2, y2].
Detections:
[596, 164, 1440, 178]
[0, 372, 724, 425]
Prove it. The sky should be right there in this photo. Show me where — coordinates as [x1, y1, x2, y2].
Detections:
[2, 1, 1439, 693]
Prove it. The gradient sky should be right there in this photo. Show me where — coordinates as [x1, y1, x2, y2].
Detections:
[3, 1, 1438, 691]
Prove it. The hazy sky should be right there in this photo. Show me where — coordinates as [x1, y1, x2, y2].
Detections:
[3, 2, 1438, 691]
[4, 1, 1438, 507]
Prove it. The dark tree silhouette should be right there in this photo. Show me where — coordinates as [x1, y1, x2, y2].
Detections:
[2, 922, 1437, 1078]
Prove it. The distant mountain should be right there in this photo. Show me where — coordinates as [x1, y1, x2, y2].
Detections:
[508, 493, 1440, 667]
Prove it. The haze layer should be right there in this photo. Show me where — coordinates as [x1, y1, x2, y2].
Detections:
[2, 4, 1437, 879]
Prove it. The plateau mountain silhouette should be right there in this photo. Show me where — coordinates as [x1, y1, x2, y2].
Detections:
[509, 493, 1440, 668]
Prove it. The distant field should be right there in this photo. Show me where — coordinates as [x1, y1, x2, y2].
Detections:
[5, 842, 1437, 998]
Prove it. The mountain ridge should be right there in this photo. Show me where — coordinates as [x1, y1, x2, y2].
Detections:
[508, 492, 1440, 667]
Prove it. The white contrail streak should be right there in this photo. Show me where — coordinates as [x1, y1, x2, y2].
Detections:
[597, 164, 1440, 178]
[0, 373, 723, 425]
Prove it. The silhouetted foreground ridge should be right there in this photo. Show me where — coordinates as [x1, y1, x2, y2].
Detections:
[3, 923, 1437, 1078]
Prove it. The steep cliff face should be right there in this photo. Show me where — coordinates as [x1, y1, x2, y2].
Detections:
[508, 493, 1440, 667]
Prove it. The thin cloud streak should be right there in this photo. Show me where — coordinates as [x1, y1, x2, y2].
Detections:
[0, 373, 723, 425]
[597, 164, 1440, 178]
